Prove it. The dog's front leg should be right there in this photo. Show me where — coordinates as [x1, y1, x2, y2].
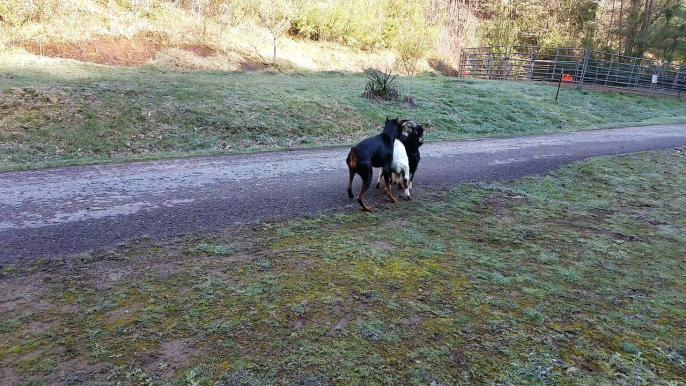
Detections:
[347, 169, 355, 198]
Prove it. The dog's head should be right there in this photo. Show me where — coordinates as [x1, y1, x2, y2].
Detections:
[383, 117, 409, 141]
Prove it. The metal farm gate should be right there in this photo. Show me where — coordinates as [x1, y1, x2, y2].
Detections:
[458, 46, 686, 98]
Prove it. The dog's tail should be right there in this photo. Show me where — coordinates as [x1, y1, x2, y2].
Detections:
[347, 147, 357, 169]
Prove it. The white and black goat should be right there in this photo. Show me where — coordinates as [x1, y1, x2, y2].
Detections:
[374, 121, 425, 198]
[374, 139, 411, 198]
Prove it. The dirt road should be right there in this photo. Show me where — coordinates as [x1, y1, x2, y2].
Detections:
[2, 124, 686, 262]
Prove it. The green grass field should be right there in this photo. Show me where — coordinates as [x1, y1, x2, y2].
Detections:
[2, 54, 686, 171]
[2, 148, 685, 385]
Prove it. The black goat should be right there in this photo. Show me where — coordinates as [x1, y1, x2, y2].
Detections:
[398, 122, 424, 189]
[346, 118, 407, 211]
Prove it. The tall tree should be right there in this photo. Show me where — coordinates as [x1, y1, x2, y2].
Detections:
[251, 0, 309, 65]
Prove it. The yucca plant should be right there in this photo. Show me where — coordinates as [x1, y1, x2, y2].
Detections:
[363, 68, 399, 101]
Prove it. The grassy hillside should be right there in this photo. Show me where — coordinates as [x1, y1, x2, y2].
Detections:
[0, 0, 415, 73]
[2, 54, 686, 171]
[2, 149, 685, 384]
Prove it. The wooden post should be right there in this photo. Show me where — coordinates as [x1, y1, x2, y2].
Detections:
[556, 72, 563, 101]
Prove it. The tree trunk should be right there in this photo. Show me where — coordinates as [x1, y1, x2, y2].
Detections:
[607, 0, 617, 47]
[623, 0, 641, 56]
[273, 35, 277, 65]
[636, 0, 653, 56]
[619, 0, 624, 53]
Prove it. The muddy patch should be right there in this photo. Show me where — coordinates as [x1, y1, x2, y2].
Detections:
[101, 303, 143, 325]
[143, 339, 194, 379]
[373, 241, 394, 250]
[91, 264, 136, 290]
[0, 368, 21, 385]
[50, 358, 109, 385]
[0, 278, 49, 313]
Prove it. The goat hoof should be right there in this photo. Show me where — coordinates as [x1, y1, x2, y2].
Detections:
[347, 189, 354, 198]
[363, 205, 374, 212]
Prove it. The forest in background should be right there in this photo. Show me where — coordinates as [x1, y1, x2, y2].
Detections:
[1, 0, 685, 72]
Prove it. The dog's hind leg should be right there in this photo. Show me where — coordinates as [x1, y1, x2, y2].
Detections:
[383, 166, 398, 203]
[347, 168, 355, 198]
[356, 169, 374, 211]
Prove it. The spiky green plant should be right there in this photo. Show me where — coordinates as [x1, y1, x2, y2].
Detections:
[363, 68, 399, 101]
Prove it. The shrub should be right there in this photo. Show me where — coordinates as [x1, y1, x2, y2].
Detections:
[394, 25, 431, 75]
[362, 68, 399, 101]
[290, 0, 432, 51]
[0, 0, 59, 27]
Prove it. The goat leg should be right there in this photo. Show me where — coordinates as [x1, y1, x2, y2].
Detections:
[401, 172, 411, 200]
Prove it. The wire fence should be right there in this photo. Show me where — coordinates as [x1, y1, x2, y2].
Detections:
[458, 46, 686, 99]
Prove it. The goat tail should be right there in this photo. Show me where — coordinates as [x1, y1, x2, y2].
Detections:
[348, 147, 357, 169]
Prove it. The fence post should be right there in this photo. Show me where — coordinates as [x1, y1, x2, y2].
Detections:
[504, 46, 510, 80]
[528, 47, 535, 80]
[593, 52, 600, 84]
[552, 48, 559, 81]
[458, 49, 464, 77]
[487, 47, 492, 80]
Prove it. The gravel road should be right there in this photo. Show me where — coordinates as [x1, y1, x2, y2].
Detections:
[2, 124, 685, 262]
